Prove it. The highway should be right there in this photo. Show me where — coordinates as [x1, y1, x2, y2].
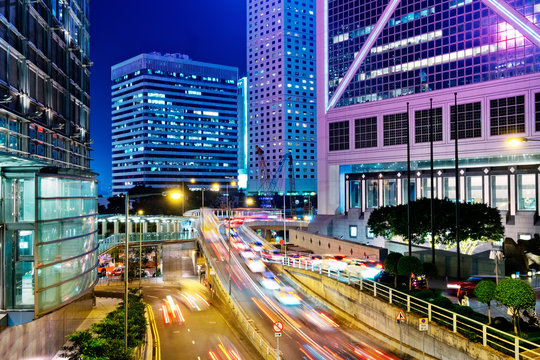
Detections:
[200, 211, 400, 360]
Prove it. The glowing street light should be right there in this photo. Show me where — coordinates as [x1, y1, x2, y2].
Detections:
[246, 197, 254, 206]
[507, 136, 540, 146]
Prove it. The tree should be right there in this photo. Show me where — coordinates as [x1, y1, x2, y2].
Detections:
[495, 279, 536, 334]
[422, 262, 438, 289]
[474, 280, 496, 324]
[384, 252, 403, 287]
[397, 256, 422, 290]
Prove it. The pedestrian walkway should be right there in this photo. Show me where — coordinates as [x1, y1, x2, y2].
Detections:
[51, 297, 122, 359]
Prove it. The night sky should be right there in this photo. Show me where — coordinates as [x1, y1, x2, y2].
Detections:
[89, 1, 247, 195]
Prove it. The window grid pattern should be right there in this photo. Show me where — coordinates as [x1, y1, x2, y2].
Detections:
[327, 0, 540, 107]
[329, 121, 350, 151]
[490, 95, 525, 136]
[383, 112, 408, 146]
[450, 102, 482, 140]
[354, 116, 377, 148]
[415, 107, 443, 143]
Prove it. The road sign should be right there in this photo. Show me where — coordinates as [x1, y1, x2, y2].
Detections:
[275, 332, 282, 337]
[396, 310, 406, 322]
[419, 318, 428, 331]
[273, 321, 284, 333]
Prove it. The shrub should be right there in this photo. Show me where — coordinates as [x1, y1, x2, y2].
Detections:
[397, 256, 422, 290]
[414, 289, 435, 300]
[429, 296, 454, 309]
[495, 279, 536, 334]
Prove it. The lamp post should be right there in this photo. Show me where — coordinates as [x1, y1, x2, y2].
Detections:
[429, 98, 435, 264]
[507, 136, 540, 146]
[137, 210, 143, 289]
[227, 180, 237, 295]
[124, 194, 129, 352]
[406, 102, 412, 256]
[454, 92, 461, 279]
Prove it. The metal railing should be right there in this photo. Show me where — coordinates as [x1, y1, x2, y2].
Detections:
[281, 257, 540, 360]
[98, 231, 198, 254]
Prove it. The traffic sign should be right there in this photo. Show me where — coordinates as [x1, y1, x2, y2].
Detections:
[419, 318, 428, 331]
[273, 321, 284, 333]
[396, 310, 406, 322]
[275, 332, 282, 337]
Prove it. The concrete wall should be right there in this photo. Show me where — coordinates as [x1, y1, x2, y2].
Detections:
[277, 266, 507, 360]
[162, 243, 197, 283]
[0, 293, 93, 360]
[289, 229, 388, 260]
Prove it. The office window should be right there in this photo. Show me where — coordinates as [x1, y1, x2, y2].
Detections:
[466, 176, 483, 203]
[355, 116, 377, 148]
[383, 112, 408, 146]
[366, 180, 378, 208]
[401, 178, 415, 204]
[349, 180, 361, 208]
[421, 178, 437, 199]
[534, 93, 540, 131]
[490, 95, 525, 136]
[415, 107, 443, 143]
[490, 175, 508, 210]
[444, 177, 456, 201]
[329, 121, 349, 151]
[349, 225, 358, 238]
[383, 179, 397, 206]
[517, 174, 536, 211]
[450, 102, 482, 139]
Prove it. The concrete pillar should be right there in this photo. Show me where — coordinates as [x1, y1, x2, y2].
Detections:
[397, 178, 402, 205]
[483, 175, 490, 206]
[114, 220, 119, 235]
[378, 178, 383, 207]
[509, 173, 516, 216]
[101, 221, 107, 236]
[437, 176, 443, 199]
[156, 221, 161, 233]
[143, 221, 148, 233]
[361, 179, 366, 212]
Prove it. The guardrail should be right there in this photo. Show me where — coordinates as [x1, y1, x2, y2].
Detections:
[98, 231, 198, 254]
[282, 257, 540, 360]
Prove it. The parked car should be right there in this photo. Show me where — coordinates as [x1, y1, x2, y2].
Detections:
[447, 275, 499, 296]
[98, 262, 115, 277]
[374, 271, 427, 289]
[111, 266, 125, 276]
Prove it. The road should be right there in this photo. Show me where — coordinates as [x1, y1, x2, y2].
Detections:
[200, 211, 400, 360]
[143, 247, 261, 360]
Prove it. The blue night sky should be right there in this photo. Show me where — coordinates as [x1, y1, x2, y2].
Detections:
[89, 1, 247, 195]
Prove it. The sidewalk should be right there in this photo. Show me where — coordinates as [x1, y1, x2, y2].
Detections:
[51, 297, 122, 359]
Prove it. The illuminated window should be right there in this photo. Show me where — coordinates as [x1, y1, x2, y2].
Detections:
[490, 175, 508, 210]
[517, 174, 536, 211]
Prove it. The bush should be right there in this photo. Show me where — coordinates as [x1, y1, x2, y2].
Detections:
[453, 305, 475, 317]
[492, 317, 513, 332]
[429, 296, 454, 309]
[414, 289, 435, 300]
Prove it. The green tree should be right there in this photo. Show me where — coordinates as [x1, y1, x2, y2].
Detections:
[422, 262, 438, 289]
[474, 280, 496, 324]
[495, 279, 536, 334]
[384, 252, 403, 288]
[397, 256, 422, 290]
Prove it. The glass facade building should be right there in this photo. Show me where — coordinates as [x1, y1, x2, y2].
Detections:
[246, 0, 317, 195]
[0, 1, 97, 320]
[238, 77, 249, 189]
[316, 0, 540, 245]
[111, 53, 239, 194]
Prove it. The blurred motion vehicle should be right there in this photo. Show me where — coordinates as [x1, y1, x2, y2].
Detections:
[208, 336, 244, 360]
[274, 286, 301, 305]
[375, 271, 427, 289]
[231, 238, 247, 251]
[162, 295, 185, 324]
[302, 309, 339, 331]
[447, 275, 498, 296]
[179, 291, 210, 311]
[250, 241, 264, 252]
[346, 259, 384, 280]
[258, 271, 280, 290]
[246, 259, 266, 273]
[261, 248, 284, 262]
[240, 250, 256, 260]
[98, 262, 115, 277]
[320, 255, 349, 271]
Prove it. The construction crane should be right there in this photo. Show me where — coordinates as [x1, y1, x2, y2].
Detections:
[270, 152, 296, 215]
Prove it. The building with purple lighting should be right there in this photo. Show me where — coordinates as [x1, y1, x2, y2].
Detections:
[246, 0, 317, 197]
[314, 0, 540, 250]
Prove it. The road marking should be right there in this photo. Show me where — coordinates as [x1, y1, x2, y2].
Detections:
[173, 330, 180, 334]
[146, 295, 158, 299]
[192, 340, 196, 345]
[209, 321, 216, 324]
[198, 357, 201, 360]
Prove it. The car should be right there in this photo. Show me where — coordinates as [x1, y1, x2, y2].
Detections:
[250, 241, 264, 252]
[111, 266, 125, 276]
[258, 271, 280, 290]
[179, 291, 210, 311]
[374, 271, 427, 289]
[321, 255, 349, 271]
[245, 259, 266, 273]
[261, 248, 284, 262]
[98, 262, 115, 277]
[447, 275, 499, 296]
[240, 250, 256, 260]
[346, 259, 384, 280]
[274, 286, 301, 305]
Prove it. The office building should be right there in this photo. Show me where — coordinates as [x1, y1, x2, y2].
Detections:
[246, 0, 317, 196]
[0, 0, 98, 322]
[316, 0, 540, 245]
[111, 53, 239, 194]
[238, 77, 248, 189]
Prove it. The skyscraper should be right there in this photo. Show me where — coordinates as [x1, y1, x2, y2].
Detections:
[246, 0, 317, 197]
[0, 1, 98, 322]
[316, 0, 540, 243]
[238, 77, 249, 189]
[111, 53, 239, 195]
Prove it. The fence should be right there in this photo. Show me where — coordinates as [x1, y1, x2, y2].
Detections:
[98, 231, 198, 254]
[282, 257, 540, 360]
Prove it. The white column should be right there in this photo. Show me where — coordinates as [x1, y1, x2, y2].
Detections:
[156, 221, 161, 233]
[101, 221, 107, 236]
[460, 175, 466, 203]
[345, 179, 350, 212]
[397, 178, 402, 205]
[361, 179, 366, 212]
[143, 222, 148, 233]
[378, 178, 384, 207]
[416, 177, 422, 200]
[483, 175, 490, 206]
[437, 176, 443, 199]
[113, 220, 119, 235]
[509, 174, 516, 216]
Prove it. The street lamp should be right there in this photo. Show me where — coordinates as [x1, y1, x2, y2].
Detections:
[226, 180, 237, 295]
[246, 197, 254, 207]
[507, 136, 540, 146]
[137, 210, 144, 289]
